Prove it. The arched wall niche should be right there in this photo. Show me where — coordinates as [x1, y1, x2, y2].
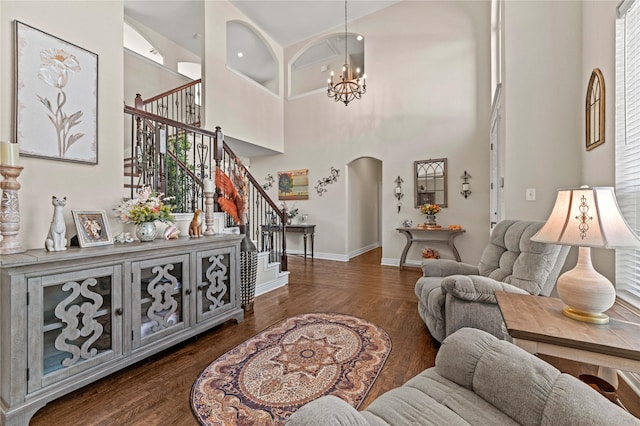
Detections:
[226, 20, 279, 94]
[289, 32, 364, 98]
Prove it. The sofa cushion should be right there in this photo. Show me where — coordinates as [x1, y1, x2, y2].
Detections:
[286, 329, 639, 426]
[435, 328, 640, 426]
[415, 276, 446, 341]
[476, 221, 564, 296]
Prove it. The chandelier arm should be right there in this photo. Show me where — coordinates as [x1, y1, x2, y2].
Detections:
[326, 0, 366, 107]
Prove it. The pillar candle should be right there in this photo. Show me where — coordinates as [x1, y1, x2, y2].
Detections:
[0, 142, 19, 166]
[203, 178, 215, 193]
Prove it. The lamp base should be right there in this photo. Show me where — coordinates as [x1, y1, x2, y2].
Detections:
[556, 246, 615, 325]
[562, 306, 609, 325]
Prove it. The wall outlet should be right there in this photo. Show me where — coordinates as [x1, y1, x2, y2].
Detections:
[526, 188, 536, 201]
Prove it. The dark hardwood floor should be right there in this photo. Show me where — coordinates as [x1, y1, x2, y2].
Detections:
[30, 249, 638, 424]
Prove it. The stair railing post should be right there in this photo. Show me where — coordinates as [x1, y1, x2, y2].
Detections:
[213, 126, 224, 213]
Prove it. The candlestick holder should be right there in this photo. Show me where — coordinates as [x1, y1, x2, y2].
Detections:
[0, 165, 25, 254]
[204, 191, 215, 236]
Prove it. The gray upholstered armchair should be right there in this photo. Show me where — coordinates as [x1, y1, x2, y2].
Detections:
[415, 220, 570, 342]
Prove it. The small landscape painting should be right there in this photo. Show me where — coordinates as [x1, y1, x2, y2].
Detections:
[278, 169, 309, 200]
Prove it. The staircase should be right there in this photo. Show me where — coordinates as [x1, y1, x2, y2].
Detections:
[124, 82, 290, 279]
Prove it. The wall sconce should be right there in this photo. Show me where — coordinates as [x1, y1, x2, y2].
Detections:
[262, 174, 274, 190]
[315, 166, 340, 196]
[460, 171, 471, 198]
[394, 176, 404, 213]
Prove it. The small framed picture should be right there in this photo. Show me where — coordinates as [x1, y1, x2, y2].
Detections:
[71, 210, 113, 247]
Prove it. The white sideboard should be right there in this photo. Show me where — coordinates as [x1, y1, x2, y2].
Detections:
[0, 235, 244, 425]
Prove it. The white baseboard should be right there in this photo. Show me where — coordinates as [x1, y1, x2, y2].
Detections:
[348, 243, 381, 259]
[381, 258, 421, 268]
[287, 249, 349, 262]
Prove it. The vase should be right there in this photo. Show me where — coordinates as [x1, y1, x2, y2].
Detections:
[238, 223, 258, 312]
[425, 215, 437, 226]
[136, 221, 157, 242]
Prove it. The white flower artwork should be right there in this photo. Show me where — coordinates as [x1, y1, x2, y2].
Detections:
[15, 21, 98, 164]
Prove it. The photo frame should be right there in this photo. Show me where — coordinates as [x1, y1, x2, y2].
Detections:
[72, 210, 113, 247]
[278, 169, 309, 200]
[15, 21, 98, 164]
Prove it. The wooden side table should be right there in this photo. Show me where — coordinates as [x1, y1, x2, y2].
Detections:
[285, 224, 315, 260]
[496, 291, 640, 387]
[396, 227, 465, 269]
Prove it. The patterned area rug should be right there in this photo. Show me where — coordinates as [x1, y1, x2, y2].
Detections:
[191, 312, 392, 425]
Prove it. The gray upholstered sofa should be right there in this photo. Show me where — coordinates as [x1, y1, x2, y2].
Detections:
[415, 220, 570, 342]
[286, 328, 639, 425]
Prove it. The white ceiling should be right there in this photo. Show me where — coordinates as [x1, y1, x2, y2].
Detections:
[124, 0, 401, 53]
[123, 0, 399, 155]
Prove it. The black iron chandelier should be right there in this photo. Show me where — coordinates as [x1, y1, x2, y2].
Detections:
[327, 0, 366, 106]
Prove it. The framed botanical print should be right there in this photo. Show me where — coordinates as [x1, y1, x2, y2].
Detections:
[15, 21, 98, 164]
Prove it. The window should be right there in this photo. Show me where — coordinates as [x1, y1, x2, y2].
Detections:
[615, 0, 640, 308]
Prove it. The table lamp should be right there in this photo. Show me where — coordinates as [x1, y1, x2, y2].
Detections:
[531, 186, 640, 324]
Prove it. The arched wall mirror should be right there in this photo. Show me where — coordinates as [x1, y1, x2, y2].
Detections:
[586, 68, 605, 151]
[290, 33, 364, 97]
[414, 158, 448, 208]
[226, 20, 278, 94]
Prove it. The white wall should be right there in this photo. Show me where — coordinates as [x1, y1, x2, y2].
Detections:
[251, 0, 491, 265]
[502, 0, 583, 222]
[202, 1, 284, 153]
[124, 49, 192, 106]
[125, 15, 200, 72]
[0, 1, 125, 250]
[123, 15, 200, 104]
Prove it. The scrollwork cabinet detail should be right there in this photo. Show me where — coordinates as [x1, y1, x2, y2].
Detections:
[27, 266, 123, 393]
[132, 254, 189, 349]
[0, 235, 243, 426]
[196, 247, 237, 323]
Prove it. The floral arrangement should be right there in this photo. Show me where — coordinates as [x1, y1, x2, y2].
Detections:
[115, 186, 175, 225]
[280, 201, 299, 219]
[420, 204, 441, 215]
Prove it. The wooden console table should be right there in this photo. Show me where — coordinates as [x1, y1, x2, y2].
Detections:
[261, 224, 315, 260]
[496, 291, 640, 387]
[396, 227, 465, 269]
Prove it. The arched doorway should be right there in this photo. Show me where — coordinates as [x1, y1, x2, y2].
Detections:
[346, 157, 382, 263]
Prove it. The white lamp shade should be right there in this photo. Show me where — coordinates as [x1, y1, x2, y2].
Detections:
[531, 186, 640, 249]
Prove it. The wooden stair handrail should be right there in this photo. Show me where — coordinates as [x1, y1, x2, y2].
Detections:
[125, 104, 285, 222]
[125, 105, 212, 137]
[137, 79, 202, 106]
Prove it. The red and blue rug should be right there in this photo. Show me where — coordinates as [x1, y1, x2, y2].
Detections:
[191, 312, 392, 425]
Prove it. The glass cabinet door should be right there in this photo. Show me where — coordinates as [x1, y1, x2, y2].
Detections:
[132, 254, 189, 349]
[27, 265, 123, 393]
[196, 247, 237, 323]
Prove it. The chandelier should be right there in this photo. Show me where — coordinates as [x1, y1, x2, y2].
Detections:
[327, 0, 366, 106]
